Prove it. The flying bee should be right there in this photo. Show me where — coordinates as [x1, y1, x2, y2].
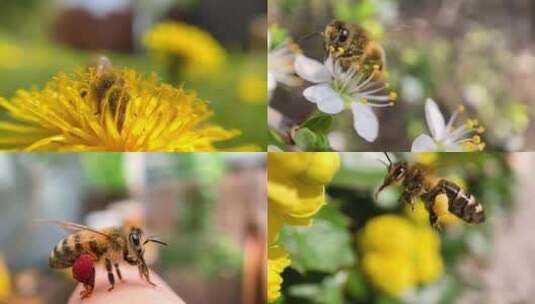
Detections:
[324, 20, 386, 78]
[375, 154, 485, 229]
[46, 221, 167, 298]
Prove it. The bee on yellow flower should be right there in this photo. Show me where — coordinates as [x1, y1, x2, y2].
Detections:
[0, 58, 240, 151]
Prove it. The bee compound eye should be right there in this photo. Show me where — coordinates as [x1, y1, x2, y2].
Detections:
[339, 29, 349, 42]
[130, 232, 140, 246]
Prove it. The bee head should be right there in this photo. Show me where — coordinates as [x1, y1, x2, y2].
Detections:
[375, 153, 408, 199]
[325, 20, 351, 55]
[127, 227, 167, 259]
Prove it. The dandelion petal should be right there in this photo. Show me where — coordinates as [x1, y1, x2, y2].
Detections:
[294, 55, 331, 83]
[425, 98, 446, 140]
[411, 134, 438, 151]
[303, 84, 344, 114]
[351, 102, 378, 142]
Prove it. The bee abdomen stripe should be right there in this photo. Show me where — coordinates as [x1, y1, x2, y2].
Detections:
[61, 238, 73, 256]
[89, 239, 106, 258]
[74, 234, 83, 254]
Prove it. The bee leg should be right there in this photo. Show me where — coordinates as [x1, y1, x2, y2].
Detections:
[80, 283, 94, 299]
[114, 263, 123, 281]
[105, 258, 115, 291]
[428, 211, 442, 230]
[400, 189, 416, 210]
[139, 261, 157, 287]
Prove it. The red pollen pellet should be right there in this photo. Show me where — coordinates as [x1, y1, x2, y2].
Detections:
[72, 254, 96, 286]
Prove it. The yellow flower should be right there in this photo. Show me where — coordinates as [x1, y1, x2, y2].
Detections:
[359, 215, 444, 297]
[0, 255, 11, 300]
[360, 215, 416, 257]
[405, 199, 429, 225]
[0, 68, 240, 151]
[268, 205, 284, 245]
[144, 22, 226, 77]
[268, 152, 340, 226]
[238, 74, 267, 104]
[268, 245, 291, 303]
[362, 252, 416, 297]
[415, 152, 438, 165]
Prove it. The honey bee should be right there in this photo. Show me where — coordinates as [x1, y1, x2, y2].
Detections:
[81, 56, 129, 130]
[375, 154, 485, 229]
[47, 221, 167, 298]
[324, 20, 386, 78]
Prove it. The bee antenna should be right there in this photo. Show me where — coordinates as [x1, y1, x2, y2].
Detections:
[384, 152, 393, 168]
[144, 238, 168, 246]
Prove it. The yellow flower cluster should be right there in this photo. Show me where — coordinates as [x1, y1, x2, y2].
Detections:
[144, 22, 227, 77]
[267, 152, 341, 303]
[359, 215, 443, 297]
[0, 68, 240, 151]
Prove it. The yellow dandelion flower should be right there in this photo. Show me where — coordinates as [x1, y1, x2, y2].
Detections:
[268, 152, 340, 226]
[268, 245, 291, 303]
[0, 66, 240, 151]
[144, 22, 226, 77]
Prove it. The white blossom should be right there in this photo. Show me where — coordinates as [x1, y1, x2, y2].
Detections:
[411, 98, 485, 152]
[294, 54, 396, 142]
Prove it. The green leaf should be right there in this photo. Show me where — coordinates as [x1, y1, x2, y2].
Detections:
[346, 269, 369, 301]
[315, 134, 332, 151]
[301, 113, 333, 134]
[289, 272, 348, 304]
[294, 127, 318, 151]
[316, 203, 350, 229]
[280, 217, 354, 273]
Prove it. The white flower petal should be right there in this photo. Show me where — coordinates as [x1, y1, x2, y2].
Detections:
[351, 102, 378, 142]
[268, 71, 276, 98]
[303, 84, 344, 114]
[425, 98, 446, 140]
[294, 54, 331, 83]
[411, 134, 438, 152]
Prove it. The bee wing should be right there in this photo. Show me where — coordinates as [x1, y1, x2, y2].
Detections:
[37, 220, 111, 239]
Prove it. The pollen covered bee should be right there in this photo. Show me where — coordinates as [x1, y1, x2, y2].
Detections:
[375, 154, 485, 229]
[47, 221, 167, 298]
[81, 56, 129, 130]
[324, 20, 386, 78]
